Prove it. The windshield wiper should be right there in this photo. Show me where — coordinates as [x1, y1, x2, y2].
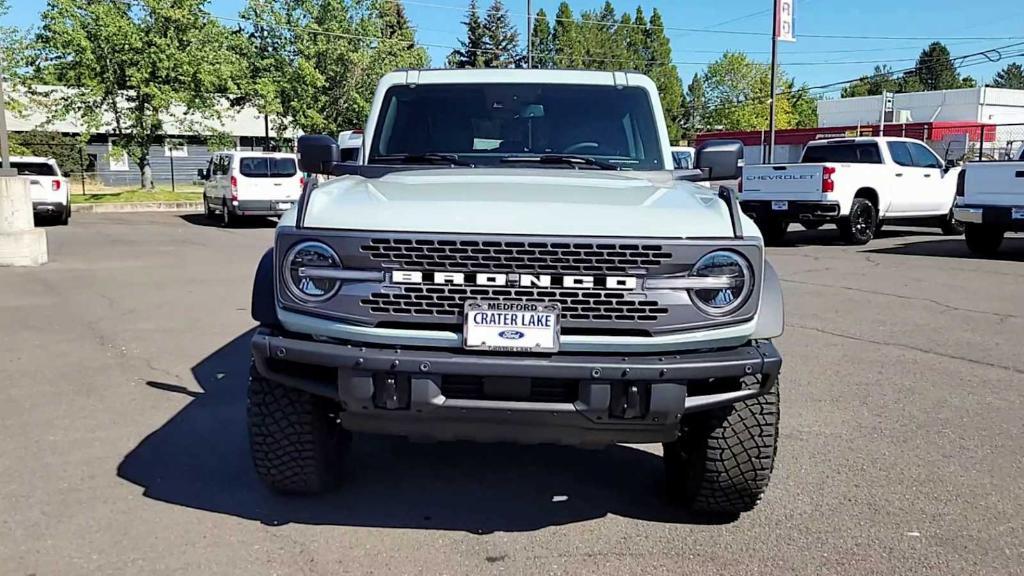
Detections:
[372, 153, 475, 167]
[501, 154, 621, 171]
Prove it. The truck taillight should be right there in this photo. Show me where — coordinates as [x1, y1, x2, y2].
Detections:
[822, 166, 836, 193]
[230, 175, 238, 201]
[956, 170, 966, 197]
[52, 180, 61, 191]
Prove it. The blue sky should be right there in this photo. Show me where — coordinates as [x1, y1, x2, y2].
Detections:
[5, 0, 1024, 91]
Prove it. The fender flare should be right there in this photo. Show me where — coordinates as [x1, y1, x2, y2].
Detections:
[251, 248, 281, 329]
[753, 260, 784, 339]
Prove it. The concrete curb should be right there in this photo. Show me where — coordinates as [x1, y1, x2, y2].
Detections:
[72, 201, 203, 213]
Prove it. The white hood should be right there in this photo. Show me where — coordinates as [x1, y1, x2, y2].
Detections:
[294, 168, 737, 239]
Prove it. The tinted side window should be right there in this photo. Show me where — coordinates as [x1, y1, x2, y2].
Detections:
[802, 143, 882, 164]
[908, 143, 942, 169]
[887, 142, 913, 167]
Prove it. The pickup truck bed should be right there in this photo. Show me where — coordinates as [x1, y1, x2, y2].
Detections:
[954, 157, 1024, 255]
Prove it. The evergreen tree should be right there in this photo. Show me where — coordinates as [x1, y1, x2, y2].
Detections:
[630, 7, 650, 70]
[482, 0, 521, 68]
[447, 0, 487, 68]
[841, 64, 901, 97]
[578, 1, 622, 70]
[613, 11, 645, 71]
[552, 1, 582, 68]
[991, 63, 1024, 89]
[906, 42, 967, 92]
[530, 8, 554, 68]
[645, 9, 683, 141]
[682, 73, 705, 139]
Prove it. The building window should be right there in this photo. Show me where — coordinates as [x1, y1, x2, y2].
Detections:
[164, 138, 188, 158]
[107, 140, 130, 171]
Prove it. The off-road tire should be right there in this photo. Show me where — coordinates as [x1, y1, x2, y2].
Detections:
[940, 209, 966, 236]
[839, 198, 876, 245]
[664, 377, 780, 516]
[964, 223, 1004, 256]
[756, 218, 789, 246]
[247, 362, 350, 494]
[800, 222, 823, 231]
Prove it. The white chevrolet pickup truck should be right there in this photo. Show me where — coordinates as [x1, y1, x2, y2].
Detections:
[740, 137, 963, 245]
[953, 146, 1024, 255]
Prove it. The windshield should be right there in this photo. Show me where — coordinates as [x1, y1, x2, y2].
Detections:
[802, 143, 882, 164]
[12, 162, 58, 176]
[239, 157, 297, 178]
[368, 83, 664, 170]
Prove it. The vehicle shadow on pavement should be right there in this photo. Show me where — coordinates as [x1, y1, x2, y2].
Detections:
[117, 329, 730, 532]
[177, 213, 279, 229]
[864, 236, 1024, 262]
[767, 226, 943, 247]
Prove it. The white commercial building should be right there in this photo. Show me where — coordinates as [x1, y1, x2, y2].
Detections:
[817, 87, 1024, 127]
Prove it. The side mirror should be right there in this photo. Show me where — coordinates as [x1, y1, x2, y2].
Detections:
[694, 139, 744, 181]
[298, 134, 340, 174]
[196, 168, 208, 180]
[945, 158, 961, 170]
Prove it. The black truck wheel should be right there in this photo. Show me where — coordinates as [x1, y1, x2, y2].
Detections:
[664, 377, 780, 516]
[964, 223, 1004, 256]
[756, 218, 789, 246]
[839, 199, 876, 245]
[939, 209, 965, 236]
[248, 362, 350, 493]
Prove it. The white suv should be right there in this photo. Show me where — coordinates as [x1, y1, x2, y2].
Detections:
[11, 156, 71, 225]
[199, 152, 304, 226]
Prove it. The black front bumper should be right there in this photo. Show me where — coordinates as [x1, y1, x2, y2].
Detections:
[741, 200, 841, 222]
[251, 329, 782, 446]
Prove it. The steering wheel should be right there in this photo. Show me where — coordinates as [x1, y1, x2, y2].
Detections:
[563, 142, 600, 154]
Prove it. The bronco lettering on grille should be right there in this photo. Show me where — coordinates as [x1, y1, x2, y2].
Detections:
[392, 270, 638, 290]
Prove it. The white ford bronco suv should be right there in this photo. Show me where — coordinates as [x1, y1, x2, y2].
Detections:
[248, 69, 785, 516]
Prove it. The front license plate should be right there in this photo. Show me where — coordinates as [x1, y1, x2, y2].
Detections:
[1012, 208, 1024, 220]
[464, 301, 560, 352]
[771, 200, 789, 211]
[277, 202, 293, 210]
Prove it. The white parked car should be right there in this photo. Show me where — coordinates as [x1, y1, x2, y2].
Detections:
[953, 146, 1024, 255]
[11, 155, 71, 225]
[198, 151, 303, 226]
[739, 137, 963, 244]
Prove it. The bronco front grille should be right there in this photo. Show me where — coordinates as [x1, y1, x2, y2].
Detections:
[361, 286, 669, 323]
[360, 238, 673, 275]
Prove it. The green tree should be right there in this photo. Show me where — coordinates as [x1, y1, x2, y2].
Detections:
[9, 130, 88, 176]
[552, 1, 583, 68]
[448, 0, 488, 68]
[613, 10, 645, 72]
[907, 42, 964, 92]
[578, 1, 622, 69]
[681, 73, 705, 139]
[482, 0, 521, 68]
[644, 9, 683, 141]
[990, 63, 1024, 89]
[702, 51, 794, 131]
[841, 65, 901, 97]
[1, 0, 31, 99]
[529, 8, 554, 68]
[35, 0, 246, 189]
[250, 0, 427, 135]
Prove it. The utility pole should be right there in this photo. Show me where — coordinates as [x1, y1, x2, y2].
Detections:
[526, 0, 533, 68]
[768, 0, 795, 164]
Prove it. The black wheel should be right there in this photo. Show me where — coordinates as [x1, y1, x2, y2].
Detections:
[874, 219, 884, 235]
[664, 377, 780, 516]
[756, 218, 789, 245]
[221, 200, 237, 227]
[204, 194, 217, 219]
[839, 198, 876, 245]
[800, 222, 823, 231]
[964, 223, 1004, 256]
[57, 204, 70, 226]
[248, 362, 350, 493]
[940, 209, 966, 236]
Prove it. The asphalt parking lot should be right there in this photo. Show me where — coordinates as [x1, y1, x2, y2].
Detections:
[1, 213, 1022, 575]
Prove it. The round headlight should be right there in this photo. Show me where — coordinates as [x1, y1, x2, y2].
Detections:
[284, 241, 341, 303]
[689, 250, 753, 316]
